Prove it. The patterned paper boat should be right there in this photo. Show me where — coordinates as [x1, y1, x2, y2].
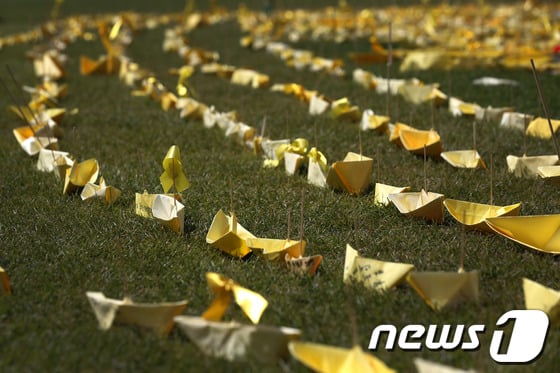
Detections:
[441, 150, 486, 169]
[343, 244, 414, 291]
[285, 253, 323, 276]
[174, 316, 301, 363]
[486, 215, 560, 254]
[407, 270, 479, 311]
[246, 238, 306, 262]
[537, 165, 560, 186]
[523, 278, 560, 324]
[388, 189, 445, 223]
[399, 128, 443, 158]
[206, 210, 255, 258]
[443, 199, 522, 233]
[289, 341, 396, 373]
[1, 266, 11, 295]
[506, 155, 559, 178]
[326, 152, 373, 196]
[86, 291, 187, 336]
[374, 183, 410, 206]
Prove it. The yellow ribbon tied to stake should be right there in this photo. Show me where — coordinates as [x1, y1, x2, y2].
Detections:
[160, 145, 190, 193]
[202, 272, 268, 324]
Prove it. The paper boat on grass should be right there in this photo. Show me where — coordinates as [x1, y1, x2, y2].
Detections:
[174, 316, 301, 363]
[523, 278, 560, 324]
[86, 291, 187, 336]
[135, 191, 181, 218]
[537, 165, 560, 186]
[326, 152, 373, 195]
[388, 189, 445, 223]
[1, 266, 11, 295]
[441, 150, 486, 169]
[307, 147, 328, 188]
[400, 128, 443, 158]
[206, 210, 255, 258]
[81, 176, 121, 205]
[374, 183, 410, 206]
[80, 55, 121, 75]
[344, 244, 414, 291]
[309, 94, 330, 116]
[284, 151, 306, 175]
[12, 126, 58, 156]
[407, 270, 479, 311]
[289, 341, 395, 373]
[285, 254, 323, 276]
[506, 155, 559, 178]
[152, 194, 185, 234]
[414, 358, 476, 373]
[37, 149, 73, 178]
[361, 109, 390, 134]
[526, 117, 560, 139]
[443, 199, 521, 233]
[247, 238, 306, 262]
[389, 122, 414, 147]
[63, 158, 99, 195]
[486, 215, 560, 254]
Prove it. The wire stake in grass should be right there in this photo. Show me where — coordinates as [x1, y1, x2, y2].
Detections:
[423, 144, 427, 191]
[473, 121, 477, 151]
[286, 208, 291, 241]
[260, 115, 267, 139]
[460, 210, 466, 273]
[299, 188, 304, 257]
[386, 21, 392, 118]
[523, 113, 528, 157]
[489, 152, 493, 206]
[530, 59, 560, 161]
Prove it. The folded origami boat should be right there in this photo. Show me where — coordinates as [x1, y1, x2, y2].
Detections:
[443, 199, 521, 233]
[388, 189, 445, 223]
[486, 215, 560, 254]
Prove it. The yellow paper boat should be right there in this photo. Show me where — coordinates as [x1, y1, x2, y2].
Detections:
[231, 68, 269, 88]
[443, 199, 522, 233]
[284, 151, 306, 175]
[33, 53, 65, 80]
[289, 341, 395, 373]
[400, 128, 443, 158]
[441, 150, 486, 169]
[12, 126, 58, 156]
[506, 155, 559, 178]
[174, 316, 301, 363]
[374, 183, 410, 206]
[309, 94, 330, 115]
[398, 84, 447, 106]
[344, 244, 414, 291]
[330, 98, 361, 122]
[414, 358, 477, 373]
[326, 152, 373, 196]
[526, 117, 560, 139]
[177, 97, 207, 120]
[523, 278, 560, 324]
[486, 215, 560, 254]
[80, 55, 121, 75]
[134, 191, 181, 218]
[81, 176, 121, 205]
[389, 122, 414, 147]
[388, 189, 445, 223]
[308, 156, 328, 188]
[63, 158, 99, 194]
[360, 109, 390, 134]
[37, 148, 73, 178]
[285, 254, 323, 275]
[1, 266, 11, 295]
[152, 194, 185, 234]
[86, 291, 187, 336]
[407, 270, 479, 311]
[537, 165, 560, 186]
[206, 210, 255, 258]
[246, 238, 306, 262]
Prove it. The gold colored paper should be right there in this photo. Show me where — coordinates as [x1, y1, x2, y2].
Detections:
[444, 199, 521, 233]
[37, 148, 73, 178]
[307, 147, 328, 188]
[523, 278, 560, 324]
[526, 117, 560, 139]
[506, 155, 559, 178]
[160, 145, 189, 193]
[81, 176, 121, 205]
[152, 194, 185, 234]
[388, 189, 445, 223]
[63, 158, 99, 195]
[360, 109, 390, 134]
[389, 122, 414, 147]
[12, 126, 58, 156]
[374, 183, 410, 206]
[246, 238, 306, 262]
[399, 128, 443, 157]
[326, 152, 373, 196]
[330, 97, 361, 122]
[206, 210, 255, 258]
[441, 150, 486, 169]
[486, 215, 560, 254]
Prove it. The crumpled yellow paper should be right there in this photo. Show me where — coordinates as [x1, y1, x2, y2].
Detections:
[285, 254, 323, 275]
[63, 158, 99, 195]
[506, 155, 559, 178]
[326, 152, 373, 196]
[202, 272, 268, 324]
[134, 191, 181, 218]
[1, 266, 11, 295]
[344, 244, 414, 291]
[486, 215, 560, 254]
[388, 189, 445, 223]
[441, 150, 486, 169]
[231, 68, 270, 88]
[160, 145, 190, 193]
[12, 125, 58, 156]
[81, 176, 121, 205]
[444, 199, 521, 233]
[289, 341, 395, 373]
[86, 291, 187, 335]
[246, 238, 306, 262]
[152, 194, 185, 234]
[206, 210, 255, 258]
[523, 278, 560, 324]
[407, 270, 479, 311]
[276, 138, 309, 175]
[37, 148, 73, 178]
[374, 183, 410, 206]
[330, 97, 361, 122]
[174, 316, 301, 363]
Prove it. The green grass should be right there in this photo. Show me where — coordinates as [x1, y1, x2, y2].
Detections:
[1, 1, 560, 372]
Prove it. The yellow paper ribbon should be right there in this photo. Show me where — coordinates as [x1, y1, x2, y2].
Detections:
[307, 147, 328, 172]
[202, 272, 268, 324]
[275, 138, 309, 161]
[177, 65, 195, 96]
[160, 145, 190, 193]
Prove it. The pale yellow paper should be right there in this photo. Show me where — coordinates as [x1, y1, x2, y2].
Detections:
[441, 150, 486, 169]
[1, 266, 11, 295]
[202, 272, 268, 324]
[526, 117, 560, 139]
[326, 152, 373, 195]
[360, 109, 390, 134]
[283, 152, 306, 175]
[289, 342, 396, 373]
[160, 145, 190, 193]
[12, 126, 58, 156]
[231, 68, 269, 88]
[475, 106, 513, 122]
[500, 112, 534, 131]
[399, 128, 443, 157]
[414, 358, 477, 373]
[388, 190, 445, 223]
[285, 254, 323, 275]
[389, 122, 414, 147]
[37, 148, 73, 178]
[407, 271, 479, 311]
[174, 316, 301, 363]
[152, 194, 185, 234]
[63, 158, 99, 194]
[86, 291, 187, 335]
[486, 215, 560, 254]
[309, 94, 330, 115]
[538, 165, 560, 186]
[206, 210, 255, 258]
[344, 244, 414, 291]
[330, 98, 361, 122]
[34, 53, 65, 80]
[523, 278, 560, 324]
[81, 176, 121, 205]
[399, 49, 455, 72]
[374, 183, 410, 206]
[506, 155, 559, 178]
[246, 238, 306, 262]
[307, 148, 328, 188]
[398, 84, 447, 106]
[444, 199, 521, 233]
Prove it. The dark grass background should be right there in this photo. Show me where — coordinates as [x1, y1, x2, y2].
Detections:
[1, 0, 560, 371]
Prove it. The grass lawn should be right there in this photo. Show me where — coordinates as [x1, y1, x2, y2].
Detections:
[1, 0, 559, 371]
